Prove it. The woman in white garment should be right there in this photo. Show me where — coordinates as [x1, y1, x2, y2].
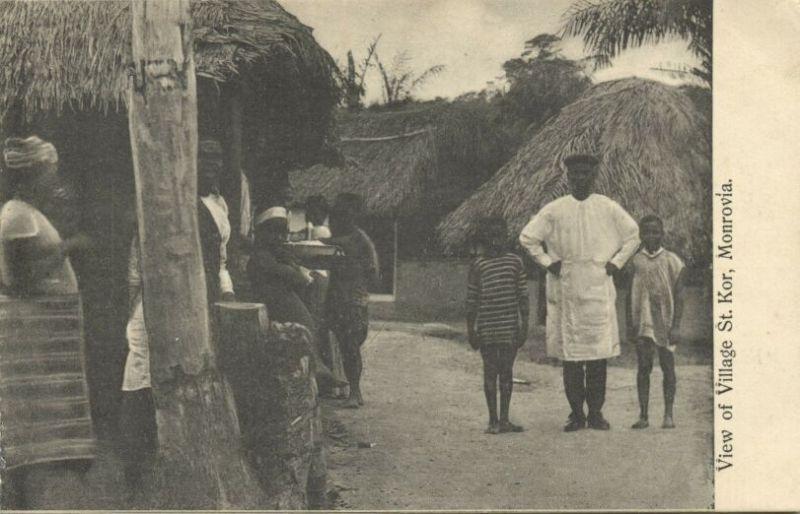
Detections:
[119, 139, 236, 492]
[519, 154, 639, 432]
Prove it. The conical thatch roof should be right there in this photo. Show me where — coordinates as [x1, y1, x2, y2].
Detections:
[438, 78, 711, 264]
[0, 0, 338, 118]
[289, 127, 437, 217]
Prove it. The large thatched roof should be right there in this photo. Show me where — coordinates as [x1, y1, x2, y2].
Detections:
[0, 0, 338, 118]
[289, 127, 438, 217]
[438, 78, 712, 264]
[289, 102, 510, 217]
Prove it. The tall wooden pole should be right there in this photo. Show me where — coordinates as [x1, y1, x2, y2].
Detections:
[128, 1, 266, 508]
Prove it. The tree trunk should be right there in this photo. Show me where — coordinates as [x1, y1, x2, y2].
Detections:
[128, 1, 267, 508]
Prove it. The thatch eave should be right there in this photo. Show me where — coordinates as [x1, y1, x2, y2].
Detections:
[0, 0, 338, 119]
[289, 127, 438, 218]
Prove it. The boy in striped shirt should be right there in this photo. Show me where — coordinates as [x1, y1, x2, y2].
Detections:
[467, 217, 530, 434]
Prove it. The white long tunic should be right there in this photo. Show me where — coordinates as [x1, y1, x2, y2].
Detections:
[122, 239, 149, 391]
[201, 194, 234, 295]
[519, 194, 639, 361]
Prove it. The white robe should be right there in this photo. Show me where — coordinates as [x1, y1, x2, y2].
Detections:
[519, 194, 639, 361]
[201, 194, 234, 295]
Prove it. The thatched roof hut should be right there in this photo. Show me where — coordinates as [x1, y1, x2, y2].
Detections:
[0, 0, 337, 119]
[438, 78, 712, 265]
[0, 0, 340, 192]
[290, 101, 509, 218]
[290, 128, 437, 216]
[0, 0, 339, 429]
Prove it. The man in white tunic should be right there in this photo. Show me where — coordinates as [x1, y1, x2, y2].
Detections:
[519, 154, 639, 432]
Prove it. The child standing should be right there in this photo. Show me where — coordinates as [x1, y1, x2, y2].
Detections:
[467, 217, 529, 434]
[629, 215, 686, 429]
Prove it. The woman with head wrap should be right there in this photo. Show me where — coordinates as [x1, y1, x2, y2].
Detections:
[0, 136, 96, 509]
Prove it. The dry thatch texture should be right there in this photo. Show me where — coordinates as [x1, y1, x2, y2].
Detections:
[289, 128, 437, 217]
[338, 102, 507, 182]
[438, 78, 711, 264]
[289, 102, 509, 217]
[0, 0, 338, 118]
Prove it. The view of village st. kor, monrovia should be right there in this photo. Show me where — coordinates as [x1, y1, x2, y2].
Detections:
[0, 0, 716, 511]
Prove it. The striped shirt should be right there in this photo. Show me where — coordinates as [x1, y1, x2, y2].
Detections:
[466, 253, 528, 345]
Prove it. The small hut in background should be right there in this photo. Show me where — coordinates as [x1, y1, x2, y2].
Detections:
[290, 102, 508, 316]
[0, 0, 339, 430]
[291, 128, 437, 297]
[439, 78, 712, 339]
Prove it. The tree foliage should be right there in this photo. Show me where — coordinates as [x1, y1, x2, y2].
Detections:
[375, 51, 446, 107]
[495, 34, 593, 148]
[337, 35, 381, 110]
[563, 0, 712, 85]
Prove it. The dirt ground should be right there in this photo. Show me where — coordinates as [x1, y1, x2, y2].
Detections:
[324, 321, 714, 511]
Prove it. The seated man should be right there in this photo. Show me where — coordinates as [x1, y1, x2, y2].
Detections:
[247, 206, 344, 389]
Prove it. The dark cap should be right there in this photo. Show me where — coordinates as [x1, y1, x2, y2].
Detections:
[563, 153, 600, 169]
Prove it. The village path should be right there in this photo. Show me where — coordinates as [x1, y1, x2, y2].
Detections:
[324, 321, 714, 511]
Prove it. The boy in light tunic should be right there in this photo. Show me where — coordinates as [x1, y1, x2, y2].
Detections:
[629, 215, 686, 429]
[519, 154, 639, 432]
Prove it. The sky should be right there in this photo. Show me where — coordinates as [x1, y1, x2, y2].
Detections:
[282, 0, 700, 104]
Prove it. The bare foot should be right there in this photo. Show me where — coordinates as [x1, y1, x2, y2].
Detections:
[631, 418, 649, 429]
[662, 416, 676, 429]
[499, 421, 524, 433]
[344, 396, 360, 409]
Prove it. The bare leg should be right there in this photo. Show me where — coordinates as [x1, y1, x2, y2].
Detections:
[633, 339, 655, 429]
[658, 345, 677, 428]
[480, 346, 500, 432]
[498, 346, 522, 433]
[337, 306, 368, 408]
[340, 338, 363, 408]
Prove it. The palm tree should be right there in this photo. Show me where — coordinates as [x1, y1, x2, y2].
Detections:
[375, 51, 446, 106]
[338, 35, 381, 110]
[562, 0, 712, 86]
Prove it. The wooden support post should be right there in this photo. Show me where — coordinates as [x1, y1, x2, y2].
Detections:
[128, 1, 266, 508]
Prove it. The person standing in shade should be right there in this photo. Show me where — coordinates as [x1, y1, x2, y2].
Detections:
[519, 154, 639, 432]
[324, 193, 379, 409]
[198, 139, 235, 304]
[119, 234, 157, 493]
[119, 139, 237, 493]
[295, 195, 339, 387]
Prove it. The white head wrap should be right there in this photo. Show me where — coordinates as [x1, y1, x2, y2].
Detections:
[254, 206, 288, 226]
[3, 136, 58, 170]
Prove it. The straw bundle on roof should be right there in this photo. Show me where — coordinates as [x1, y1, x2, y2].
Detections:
[0, 0, 338, 118]
[290, 128, 437, 216]
[438, 78, 711, 265]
